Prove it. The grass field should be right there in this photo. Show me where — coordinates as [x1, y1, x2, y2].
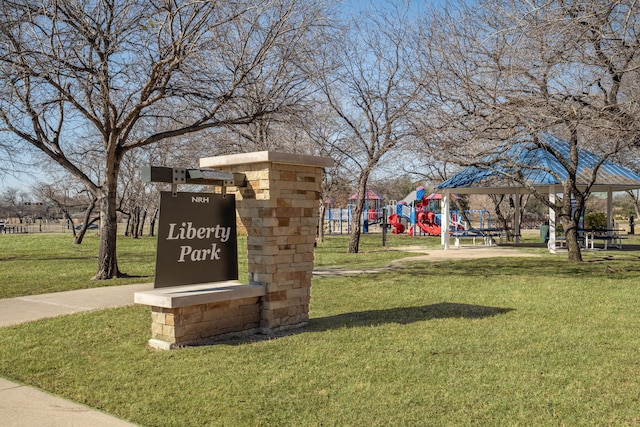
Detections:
[1, 232, 640, 425]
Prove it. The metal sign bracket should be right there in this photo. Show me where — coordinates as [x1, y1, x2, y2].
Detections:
[142, 166, 247, 197]
[172, 168, 187, 197]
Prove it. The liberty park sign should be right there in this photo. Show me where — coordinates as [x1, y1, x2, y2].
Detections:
[154, 191, 238, 288]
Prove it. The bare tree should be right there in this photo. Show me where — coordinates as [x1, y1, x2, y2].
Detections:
[0, 188, 28, 223]
[0, 0, 333, 279]
[419, 0, 640, 261]
[320, 2, 429, 253]
[117, 149, 159, 238]
[34, 181, 98, 243]
[292, 100, 354, 242]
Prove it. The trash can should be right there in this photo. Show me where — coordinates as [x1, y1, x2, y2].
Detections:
[540, 223, 550, 243]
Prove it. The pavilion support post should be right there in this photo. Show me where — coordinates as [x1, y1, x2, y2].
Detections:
[442, 191, 450, 249]
[514, 191, 521, 245]
[607, 188, 614, 232]
[548, 187, 556, 253]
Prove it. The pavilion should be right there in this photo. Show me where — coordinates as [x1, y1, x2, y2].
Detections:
[434, 133, 640, 251]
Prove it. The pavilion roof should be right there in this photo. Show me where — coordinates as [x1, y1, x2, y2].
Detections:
[436, 133, 640, 194]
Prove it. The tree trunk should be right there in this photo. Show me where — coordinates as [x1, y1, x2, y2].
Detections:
[74, 228, 86, 245]
[74, 198, 97, 245]
[348, 171, 371, 253]
[138, 209, 147, 238]
[559, 191, 583, 261]
[564, 130, 583, 262]
[562, 208, 583, 262]
[124, 213, 131, 237]
[62, 209, 77, 239]
[93, 157, 121, 280]
[348, 201, 363, 253]
[149, 208, 158, 237]
[130, 207, 139, 238]
[491, 195, 513, 241]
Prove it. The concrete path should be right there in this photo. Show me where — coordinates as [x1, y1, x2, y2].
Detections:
[388, 244, 539, 259]
[0, 283, 153, 327]
[0, 284, 151, 426]
[0, 378, 136, 427]
[313, 245, 539, 277]
[0, 245, 536, 426]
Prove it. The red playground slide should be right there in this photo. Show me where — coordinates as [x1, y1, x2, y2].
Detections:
[416, 221, 441, 235]
[415, 211, 441, 236]
[388, 213, 405, 234]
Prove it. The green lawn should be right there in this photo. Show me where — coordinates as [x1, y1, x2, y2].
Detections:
[0, 233, 157, 298]
[1, 233, 640, 425]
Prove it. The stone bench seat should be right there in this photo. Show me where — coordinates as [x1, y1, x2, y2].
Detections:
[135, 282, 267, 349]
[134, 281, 266, 308]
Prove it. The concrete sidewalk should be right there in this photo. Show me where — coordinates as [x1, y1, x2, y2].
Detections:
[0, 283, 151, 426]
[314, 245, 539, 277]
[0, 246, 533, 325]
[0, 283, 152, 327]
[0, 377, 136, 427]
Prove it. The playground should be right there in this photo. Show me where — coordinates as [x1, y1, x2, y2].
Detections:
[326, 184, 637, 251]
[324, 186, 496, 244]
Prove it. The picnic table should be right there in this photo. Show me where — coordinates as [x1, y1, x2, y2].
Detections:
[581, 228, 626, 250]
[451, 228, 504, 247]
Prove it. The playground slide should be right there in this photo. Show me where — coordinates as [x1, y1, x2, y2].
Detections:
[416, 221, 441, 236]
[413, 210, 442, 236]
[388, 213, 405, 234]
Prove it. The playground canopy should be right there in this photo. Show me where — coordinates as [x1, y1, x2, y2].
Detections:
[434, 133, 640, 251]
[349, 189, 383, 201]
[425, 193, 459, 200]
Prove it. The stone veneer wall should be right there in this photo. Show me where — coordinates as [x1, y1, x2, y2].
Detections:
[200, 152, 333, 333]
[150, 296, 262, 346]
[135, 282, 267, 349]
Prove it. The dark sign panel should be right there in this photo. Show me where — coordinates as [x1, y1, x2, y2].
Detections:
[154, 191, 238, 288]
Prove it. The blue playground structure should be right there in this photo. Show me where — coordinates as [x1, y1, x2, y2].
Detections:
[388, 186, 492, 237]
[323, 186, 492, 237]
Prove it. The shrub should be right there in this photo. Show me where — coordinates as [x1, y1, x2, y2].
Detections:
[585, 211, 607, 229]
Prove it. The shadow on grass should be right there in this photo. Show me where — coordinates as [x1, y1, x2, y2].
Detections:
[308, 302, 514, 332]
[212, 303, 514, 346]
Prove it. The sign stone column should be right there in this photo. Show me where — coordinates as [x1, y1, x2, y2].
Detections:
[199, 152, 333, 333]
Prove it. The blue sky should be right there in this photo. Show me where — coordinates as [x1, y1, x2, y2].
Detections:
[343, 0, 428, 17]
[0, 0, 432, 194]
